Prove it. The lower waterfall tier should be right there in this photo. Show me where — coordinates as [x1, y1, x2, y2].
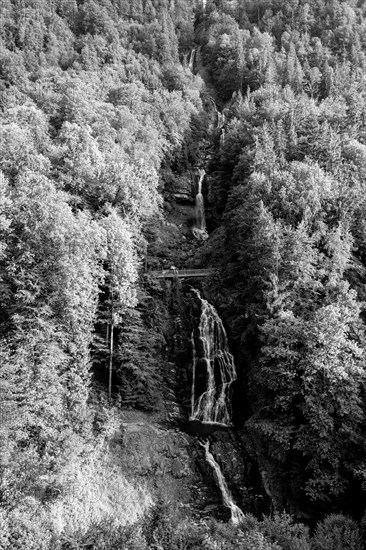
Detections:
[202, 441, 245, 524]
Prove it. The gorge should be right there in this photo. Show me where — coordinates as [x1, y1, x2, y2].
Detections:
[188, 287, 244, 521]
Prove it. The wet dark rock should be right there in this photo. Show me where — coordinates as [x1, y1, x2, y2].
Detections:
[181, 419, 228, 436]
[164, 200, 173, 212]
[174, 193, 195, 204]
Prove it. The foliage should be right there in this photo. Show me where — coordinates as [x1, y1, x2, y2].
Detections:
[201, 0, 366, 520]
[0, 0, 200, 542]
[260, 513, 310, 550]
[3, 0, 366, 540]
[115, 308, 164, 411]
[58, 518, 147, 550]
[311, 514, 363, 550]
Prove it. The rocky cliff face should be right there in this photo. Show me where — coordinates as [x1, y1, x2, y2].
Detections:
[104, 277, 268, 524]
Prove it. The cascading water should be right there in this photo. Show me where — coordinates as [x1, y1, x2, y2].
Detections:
[220, 128, 225, 145]
[217, 111, 225, 130]
[201, 441, 245, 524]
[189, 48, 196, 71]
[190, 290, 237, 425]
[195, 169, 206, 230]
[190, 330, 197, 416]
[193, 169, 208, 240]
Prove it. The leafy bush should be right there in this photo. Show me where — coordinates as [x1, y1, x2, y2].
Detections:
[311, 514, 363, 550]
[59, 518, 147, 550]
[241, 530, 281, 550]
[0, 501, 55, 550]
[260, 513, 311, 550]
[171, 520, 209, 549]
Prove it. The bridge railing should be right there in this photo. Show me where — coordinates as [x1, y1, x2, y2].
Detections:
[149, 268, 216, 279]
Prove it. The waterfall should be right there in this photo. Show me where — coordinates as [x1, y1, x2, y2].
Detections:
[189, 48, 196, 71]
[193, 169, 208, 240]
[208, 96, 218, 116]
[195, 169, 206, 231]
[217, 111, 225, 130]
[201, 441, 245, 524]
[207, 96, 225, 131]
[220, 128, 225, 145]
[190, 330, 197, 416]
[183, 49, 196, 71]
[190, 291, 237, 425]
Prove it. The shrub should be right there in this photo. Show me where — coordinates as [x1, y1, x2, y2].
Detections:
[240, 530, 281, 550]
[261, 513, 311, 550]
[311, 514, 363, 550]
[59, 518, 147, 550]
[0, 501, 55, 550]
[171, 520, 209, 549]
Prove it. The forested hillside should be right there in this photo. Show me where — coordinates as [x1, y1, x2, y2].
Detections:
[2, 0, 366, 548]
[0, 0, 201, 546]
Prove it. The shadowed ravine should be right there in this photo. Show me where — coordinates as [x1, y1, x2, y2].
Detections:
[189, 289, 244, 521]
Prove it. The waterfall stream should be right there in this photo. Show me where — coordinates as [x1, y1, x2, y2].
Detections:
[190, 290, 237, 425]
[201, 441, 245, 524]
[193, 169, 208, 240]
[189, 48, 196, 71]
[190, 330, 197, 416]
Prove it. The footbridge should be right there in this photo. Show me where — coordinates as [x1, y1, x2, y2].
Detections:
[150, 268, 216, 279]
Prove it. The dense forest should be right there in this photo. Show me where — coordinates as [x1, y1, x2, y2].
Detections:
[2, 0, 366, 548]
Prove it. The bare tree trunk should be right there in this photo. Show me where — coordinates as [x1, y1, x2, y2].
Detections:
[109, 266, 114, 402]
[109, 322, 114, 401]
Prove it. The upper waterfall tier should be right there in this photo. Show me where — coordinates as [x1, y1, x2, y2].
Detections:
[190, 290, 237, 425]
[193, 169, 208, 240]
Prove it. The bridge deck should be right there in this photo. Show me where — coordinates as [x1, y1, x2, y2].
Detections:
[150, 268, 216, 279]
